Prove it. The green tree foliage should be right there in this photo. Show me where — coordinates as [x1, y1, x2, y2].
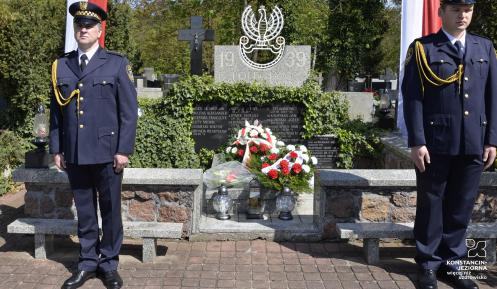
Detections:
[319, 0, 389, 90]
[130, 0, 329, 75]
[106, 0, 142, 71]
[378, 5, 401, 74]
[470, 0, 497, 46]
[0, 0, 66, 132]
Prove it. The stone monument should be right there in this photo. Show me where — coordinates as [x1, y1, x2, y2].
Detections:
[214, 5, 311, 87]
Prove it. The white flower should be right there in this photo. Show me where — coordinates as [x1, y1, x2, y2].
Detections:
[299, 145, 308, 152]
[276, 141, 285, 147]
[286, 144, 296, 151]
[231, 147, 238, 154]
[261, 156, 265, 161]
[226, 146, 232, 154]
[302, 164, 311, 173]
[311, 156, 318, 165]
[249, 129, 259, 138]
[270, 148, 280, 154]
[302, 154, 310, 162]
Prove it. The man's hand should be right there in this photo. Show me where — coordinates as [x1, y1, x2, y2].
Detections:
[53, 153, 66, 171]
[410, 145, 431, 172]
[113, 153, 129, 173]
[483, 145, 496, 170]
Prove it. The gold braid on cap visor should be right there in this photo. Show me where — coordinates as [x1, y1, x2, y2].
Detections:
[74, 10, 101, 21]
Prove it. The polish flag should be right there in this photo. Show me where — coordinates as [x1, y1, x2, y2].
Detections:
[64, 0, 108, 53]
[397, 0, 442, 139]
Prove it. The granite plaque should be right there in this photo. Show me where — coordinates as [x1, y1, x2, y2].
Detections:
[192, 103, 304, 151]
[192, 103, 228, 151]
[307, 135, 338, 169]
[214, 46, 311, 87]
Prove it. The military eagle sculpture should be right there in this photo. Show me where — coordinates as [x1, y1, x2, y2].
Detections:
[239, 5, 286, 70]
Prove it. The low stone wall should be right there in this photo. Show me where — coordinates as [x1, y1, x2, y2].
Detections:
[381, 132, 413, 169]
[318, 170, 497, 239]
[13, 168, 203, 237]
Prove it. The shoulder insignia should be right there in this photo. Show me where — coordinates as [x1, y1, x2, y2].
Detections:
[60, 50, 76, 58]
[404, 46, 414, 67]
[107, 50, 124, 57]
[127, 64, 134, 82]
[468, 32, 491, 41]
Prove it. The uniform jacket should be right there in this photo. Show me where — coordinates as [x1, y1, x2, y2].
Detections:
[402, 30, 497, 155]
[49, 47, 138, 165]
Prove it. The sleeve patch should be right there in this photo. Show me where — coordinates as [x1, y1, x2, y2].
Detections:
[127, 64, 134, 82]
[404, 47, 413, 68]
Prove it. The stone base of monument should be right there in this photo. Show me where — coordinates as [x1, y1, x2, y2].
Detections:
[191, 187, 322, 242]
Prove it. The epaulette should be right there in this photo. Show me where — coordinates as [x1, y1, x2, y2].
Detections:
[106, 50, 125, 57]
[59, 50, 77, 59]
[468, 32, 491, 41]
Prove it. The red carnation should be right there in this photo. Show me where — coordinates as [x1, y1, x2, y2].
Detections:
[268, 169, 278, 179]
[262, 163, 270, 169]
[280, 159, 289, 168]
[268, 153, 278, 161]
[292, 163, 302, 174]
[259, 143, 270, 152]
[289, 151, 298, 159]
[250, 146, 258, 153]
[237, 149, 245, 157]
[282, 166, 290, 175]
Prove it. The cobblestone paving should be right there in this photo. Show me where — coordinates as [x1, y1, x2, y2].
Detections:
[0, 240, 495, 289]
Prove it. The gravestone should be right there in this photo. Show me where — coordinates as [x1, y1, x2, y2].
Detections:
[341, 92, 375, 122]
[162, 74, 180, 95]
[215, 46, 311, 87]
[178, 16, 215, 75]
[143, 67, 156, 85]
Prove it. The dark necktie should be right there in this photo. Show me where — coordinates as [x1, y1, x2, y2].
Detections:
[80, 54, 88, 71]
[455, 40, 464, 60]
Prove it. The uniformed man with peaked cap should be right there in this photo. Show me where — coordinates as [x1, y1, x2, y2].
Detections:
[402, 0, 497, 288]
[49, 1, 137, 289]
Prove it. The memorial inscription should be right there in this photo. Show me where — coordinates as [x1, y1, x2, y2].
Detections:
[192, 103, 304, 151]
[307, 135, 338, 169]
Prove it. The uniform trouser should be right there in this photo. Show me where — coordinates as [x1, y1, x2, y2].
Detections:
[414, 154, 483, 271]
[66, 162, 123, 272]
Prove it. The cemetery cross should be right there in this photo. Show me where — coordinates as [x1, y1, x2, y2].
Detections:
[178, 16, 215, 75]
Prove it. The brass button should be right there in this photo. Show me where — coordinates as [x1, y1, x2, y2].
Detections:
[464, 93, 469, 99]
[483, 121, 487, 125]
[79, 110, 84, 115]
[480, 58, 484, 62]
[111, 132, 115, 135]
[464, 77, 469, 81]
[79, 124, 84, 128]
[78, 83, 83, 88]
[102, 80, 107, 84]
[464, 111, 469, 116]
[79, 97, 84, 101]
[440, 59, 445, 63]
[430, 121, 434, 125]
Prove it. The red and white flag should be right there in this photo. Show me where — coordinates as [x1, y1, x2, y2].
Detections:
[64, 0, 108, 53]
[397, 0, 442, 138]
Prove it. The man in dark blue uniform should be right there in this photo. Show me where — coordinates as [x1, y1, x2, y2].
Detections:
[49, 2, 137, 289]
[402, 1, 497, 289]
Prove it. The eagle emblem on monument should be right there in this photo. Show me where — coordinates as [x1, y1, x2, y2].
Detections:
[239, 5, 286, 70]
